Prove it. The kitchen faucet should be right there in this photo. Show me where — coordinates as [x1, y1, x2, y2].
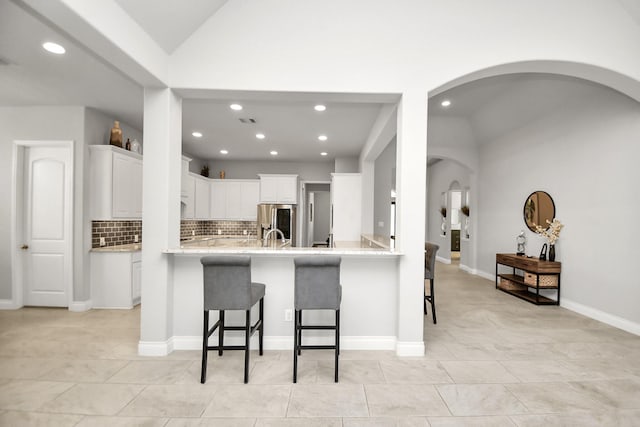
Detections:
[263, 228, 285, 246]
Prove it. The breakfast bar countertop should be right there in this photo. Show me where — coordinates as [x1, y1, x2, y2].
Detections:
[166, 236, 400, 256]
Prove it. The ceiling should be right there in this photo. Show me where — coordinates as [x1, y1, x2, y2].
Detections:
[113, 0, 228, 54]
[1, 1, 628, 164]
[182, 98, 385, 161]
[0, 0, 143, 127]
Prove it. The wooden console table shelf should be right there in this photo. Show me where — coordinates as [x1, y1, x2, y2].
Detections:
[495, 253, 561, 305]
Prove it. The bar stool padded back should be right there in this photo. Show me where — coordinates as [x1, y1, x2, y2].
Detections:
[200, 256, 265, 384]
[293, 255, 342, 383]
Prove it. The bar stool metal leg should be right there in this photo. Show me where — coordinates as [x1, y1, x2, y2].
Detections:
[430, 278, 437, 324]
[259, 298, 264, 355]
[201, 310, 209, 384]
[244, 309, 251, 384]
[293, 309, 299, 383]
[218, 310, 225, 356]
[335, 309, 340, 382]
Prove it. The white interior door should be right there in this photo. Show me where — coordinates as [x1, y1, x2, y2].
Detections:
[22, 144, 72, 307]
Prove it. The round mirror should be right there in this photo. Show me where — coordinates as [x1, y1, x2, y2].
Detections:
[523, 191, 555, 232]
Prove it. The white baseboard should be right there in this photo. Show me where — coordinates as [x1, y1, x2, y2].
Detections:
[475, 270, 495, 281]
[138, 338, 175, 356]
[436, 256, 451, 265]
[395, 341, 425, 357]
[0, 299, 21, 310]
[172, 335, 397, 351]
[459, 264, 477, 275]
[561, 298, 640, 336]
[69, 300, 92, 312]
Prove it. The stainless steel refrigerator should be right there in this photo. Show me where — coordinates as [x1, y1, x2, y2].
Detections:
[257, 204, 297, 246]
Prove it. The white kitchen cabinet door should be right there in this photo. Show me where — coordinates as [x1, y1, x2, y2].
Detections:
[259, 175, 279, 203]
[331, 173, 362, 242]
[194, 176, 211, 219]
[90, 145, 143, 220]
[278, 176, 298, 204]
[259, 174, 298, 204]
[210, 180, 227, 219]
[226, 181, 243, 219]
[112, 152, 133, 218]
[182, 174, 195, 219]
[132, 258, 141, 304]
[90, 251, 140, 308]
[241, 181, 260, 220]
[131, 158, 143, 217]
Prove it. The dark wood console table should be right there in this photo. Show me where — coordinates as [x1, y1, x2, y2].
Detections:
[495, 253, 561, 305]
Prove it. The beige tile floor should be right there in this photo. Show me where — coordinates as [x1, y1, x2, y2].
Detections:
[1, 262, 640, 426]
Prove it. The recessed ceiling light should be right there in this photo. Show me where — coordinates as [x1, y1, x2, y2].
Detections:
[42, 42, 65, 54]
[220, 149, 228, 155]
[230, 103, 243, 111]
[314, 104, 326, 112]
[318, 135, 328, 141]
[320, 152, 328, 156]
[270, 151, 278, 156]
[256, 133, 265, 140]
[192, 131, 203, 138]
[441, 99, 451, 107]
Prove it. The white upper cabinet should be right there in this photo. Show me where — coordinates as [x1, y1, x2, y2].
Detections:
[194, 175, 211, 219]
[259, 174, 298, 204]
[90, 145, 143, 220]
[331, 173, 362, 242]
[182, 174, 195, 219]
[210, 179, 259, 220]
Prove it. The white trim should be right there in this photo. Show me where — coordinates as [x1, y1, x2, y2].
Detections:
[69, 300, 93, 312]
[138, 338, 175, 356]
[12, 140, 75, 308]
[0, 299, 21, 310]
[171, 335, 397, 351]
[395, 341, 425, 357]
[475, 270, 495, 281]
[561, 298, 640, 336]
[436, 256, 451, 265]
[459, 264, 477, 275]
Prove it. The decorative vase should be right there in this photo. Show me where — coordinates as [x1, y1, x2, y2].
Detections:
[219, 170, 225, 179]
[109, 121, 123, 148]
[549, 244, 556, 262]
[539, 243, 547, 261]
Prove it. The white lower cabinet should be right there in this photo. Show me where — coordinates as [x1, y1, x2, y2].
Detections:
[91, 251, 141, 308]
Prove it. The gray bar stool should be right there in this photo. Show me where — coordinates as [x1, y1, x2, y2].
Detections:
[200, 256, 265, 384]
[424, 242, 440, 324]
[293, 255, 342, 383]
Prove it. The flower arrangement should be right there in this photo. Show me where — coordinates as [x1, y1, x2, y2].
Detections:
[439, 207, 447, 217]
[535, 218, 564, 245]
[200, 164, 210, 177]
[461, 205, 470, 216]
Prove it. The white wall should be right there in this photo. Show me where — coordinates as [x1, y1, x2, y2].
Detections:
[476, 84, 640, 327]
[374, 140, 396, 239]
[209, 159, 334, 181]
[313, 191, 330, 244]
[0, 106, 85, 301]
[0, 106, 143, 304]
[335, 157, 359, 173]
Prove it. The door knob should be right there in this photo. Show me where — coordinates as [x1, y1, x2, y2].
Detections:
[21, 244, 29, 250]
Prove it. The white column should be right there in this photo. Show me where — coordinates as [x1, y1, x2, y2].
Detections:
[138, 88, 182, 356]
[395, 89, 428, 356]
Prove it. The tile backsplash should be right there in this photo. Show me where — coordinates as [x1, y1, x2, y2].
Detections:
[180, 220, 257, 239]
[92, 220, 142, 248]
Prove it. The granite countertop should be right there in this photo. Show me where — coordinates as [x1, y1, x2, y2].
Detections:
[167, 236, 399, 256]
[91, 243, 142, 252]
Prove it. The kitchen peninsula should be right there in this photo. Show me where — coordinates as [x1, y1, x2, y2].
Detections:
[163, 236, 401, 353]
